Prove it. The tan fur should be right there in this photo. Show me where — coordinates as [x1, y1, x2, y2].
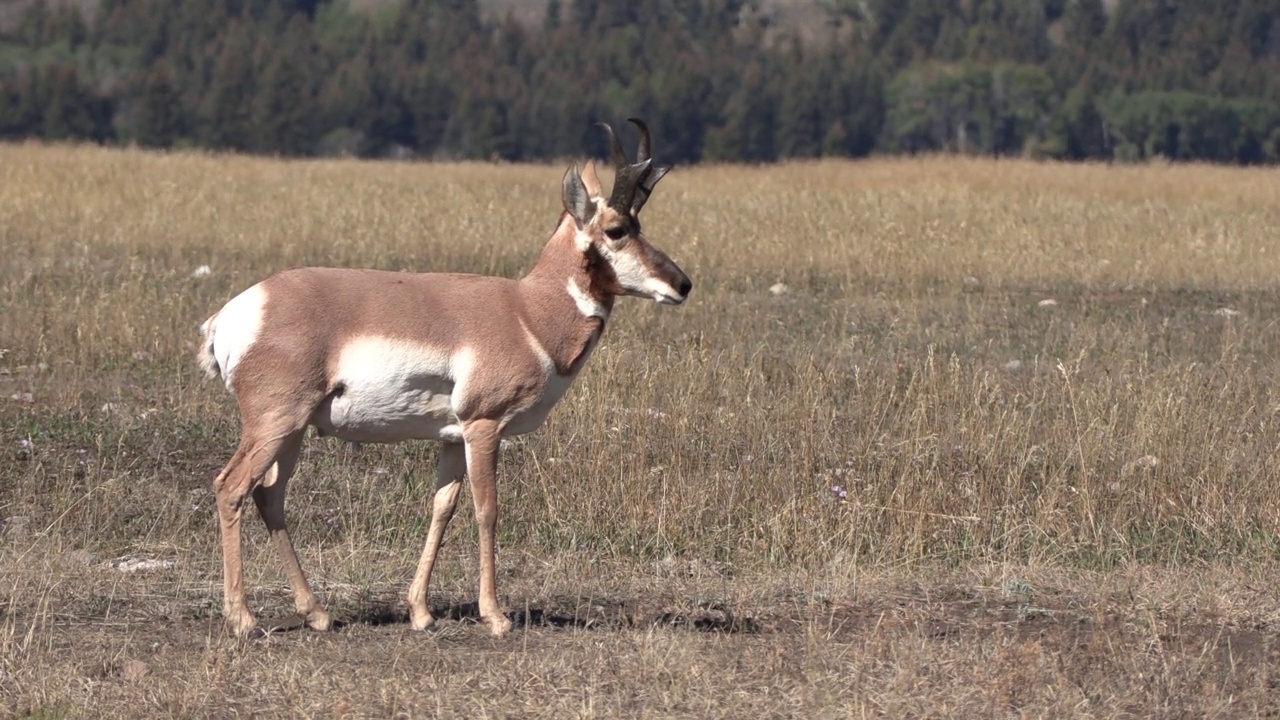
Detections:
[200, 150, 690, 639]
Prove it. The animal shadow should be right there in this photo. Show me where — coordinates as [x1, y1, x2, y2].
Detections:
[305, 599, 760, 635]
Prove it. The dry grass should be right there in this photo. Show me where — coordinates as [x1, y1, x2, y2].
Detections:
[3, 144, 1280, 716]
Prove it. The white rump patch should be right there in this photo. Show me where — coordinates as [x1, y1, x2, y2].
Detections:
[312, 336, 464, 443]
[208, 284, 268, 390]
[566, 279, 609, 320]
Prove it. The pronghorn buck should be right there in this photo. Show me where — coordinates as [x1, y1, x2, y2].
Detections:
[197, 119, 691, 639]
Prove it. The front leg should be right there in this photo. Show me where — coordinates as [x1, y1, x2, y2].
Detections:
[462, 420, 513, 637]
[407, 442, 466, 631]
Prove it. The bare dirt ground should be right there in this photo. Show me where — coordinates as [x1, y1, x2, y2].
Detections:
[6, 552, 1280, 717]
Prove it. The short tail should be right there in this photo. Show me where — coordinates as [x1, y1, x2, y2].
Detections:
[197, 314, 221, 380]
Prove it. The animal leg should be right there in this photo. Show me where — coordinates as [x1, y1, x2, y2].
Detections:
[407, 442, 466, 631]
[250, 430, 330, 631]
[463, 420, 511, 637]
[214, 423, 309, 638]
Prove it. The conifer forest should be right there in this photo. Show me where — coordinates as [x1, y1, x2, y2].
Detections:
[0, 0, 1277, 163]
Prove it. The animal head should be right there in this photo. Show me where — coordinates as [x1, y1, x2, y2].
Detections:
[561, 118, 692, 306]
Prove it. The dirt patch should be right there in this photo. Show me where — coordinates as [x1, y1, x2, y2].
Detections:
[7, 567, 1280, 717]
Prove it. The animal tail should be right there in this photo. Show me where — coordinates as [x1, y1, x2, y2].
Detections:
[197, 313, 221, 380]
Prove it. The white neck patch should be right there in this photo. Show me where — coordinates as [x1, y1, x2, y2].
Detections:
[566, 278, 609, 320]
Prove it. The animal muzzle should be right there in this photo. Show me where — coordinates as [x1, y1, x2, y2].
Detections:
[651, 262, 692, 306]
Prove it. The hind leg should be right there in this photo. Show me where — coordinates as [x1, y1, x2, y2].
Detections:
[213, 443, 257, 637]
[215, 423, 310, 638]
[251, 430, 330, 631]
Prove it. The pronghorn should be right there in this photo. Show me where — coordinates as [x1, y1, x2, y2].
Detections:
[197, 119, 691, 638]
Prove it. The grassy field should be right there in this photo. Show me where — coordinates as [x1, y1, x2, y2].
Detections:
[3, 144, 1280, 716]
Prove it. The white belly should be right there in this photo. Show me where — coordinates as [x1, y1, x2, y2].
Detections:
[311, 336, 464, 443]
[312, 377, 463, 443]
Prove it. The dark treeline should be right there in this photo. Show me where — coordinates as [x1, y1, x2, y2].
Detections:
[0, 0, 1278, 164]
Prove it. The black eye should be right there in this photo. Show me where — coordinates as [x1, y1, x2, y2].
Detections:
[604, 226, 628, 241]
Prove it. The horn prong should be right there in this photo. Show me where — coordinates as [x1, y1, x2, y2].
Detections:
[628, 118, 651, 164]
[597, 121, 629, 169]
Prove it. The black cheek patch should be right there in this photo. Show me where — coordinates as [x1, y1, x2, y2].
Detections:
[583, 243, 621, 296]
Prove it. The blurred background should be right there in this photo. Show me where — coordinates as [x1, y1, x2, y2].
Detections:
[0, 0, 1276, 165]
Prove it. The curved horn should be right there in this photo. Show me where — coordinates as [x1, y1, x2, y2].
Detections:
[628, 117, 651, 164]
[597, 121, 630, 169]
[607, 159, 651, 214]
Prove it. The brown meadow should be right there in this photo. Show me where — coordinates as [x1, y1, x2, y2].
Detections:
[3, 145, 1280, 716]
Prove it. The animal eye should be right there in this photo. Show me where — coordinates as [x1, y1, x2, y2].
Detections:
[604, 226, 628, 241]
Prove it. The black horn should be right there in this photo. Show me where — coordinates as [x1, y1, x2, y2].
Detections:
[629, 117, 651, 164]
[598, 120, 648, 213]
[632, 164, 670, 215]
[598, 121, 630, 169]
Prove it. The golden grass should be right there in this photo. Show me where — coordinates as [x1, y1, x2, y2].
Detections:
[3, 143, 1280, 716]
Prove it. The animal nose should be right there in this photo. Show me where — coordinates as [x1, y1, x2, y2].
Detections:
[677, 276, 693, 297]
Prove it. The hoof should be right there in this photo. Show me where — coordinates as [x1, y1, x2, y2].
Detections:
[225, 608, 259, 639]
[487, 615, 513, 638]
[306, 608, 332, 632]
[410, 608, 437, 632]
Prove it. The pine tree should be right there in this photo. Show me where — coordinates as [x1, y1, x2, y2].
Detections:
[200, 21, 257, 150]
[0, 69, 42, 139]
[135, 62, 182, 147]
[705, 60, 777, 162]
[403, 65, 453, 156]
[776, 45, 827, 158]
[1062, 0, 1108, 49]
[250, 16, 318, 155]
[829, 56, 885, 157]
[41, 64, 97, 141]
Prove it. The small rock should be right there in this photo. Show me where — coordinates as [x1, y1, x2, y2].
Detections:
[119, 659, 150, 681]
[1003, 359, 1023, 372]
[768, 283, 790, 296]
[190, 265, 212, 278]
[1037, 298, 1057, 308]
[655, 556, 684, 577]
[4, 515, 30, 543]
[69, 549, 101, 566]
[8, 392, 33, 403]
[1213, 307, 1241, 318]
[107, 556, 175, 574]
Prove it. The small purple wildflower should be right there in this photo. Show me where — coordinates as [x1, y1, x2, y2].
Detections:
[19, 438, 30, 449]
[830, 485, 848, 500]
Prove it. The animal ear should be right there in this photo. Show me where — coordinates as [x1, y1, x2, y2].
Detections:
[562, 165, 595, 229]
[580, 159, 604, 198]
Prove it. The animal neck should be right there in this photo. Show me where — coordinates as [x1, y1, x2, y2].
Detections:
[518, 214, 615, 375]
